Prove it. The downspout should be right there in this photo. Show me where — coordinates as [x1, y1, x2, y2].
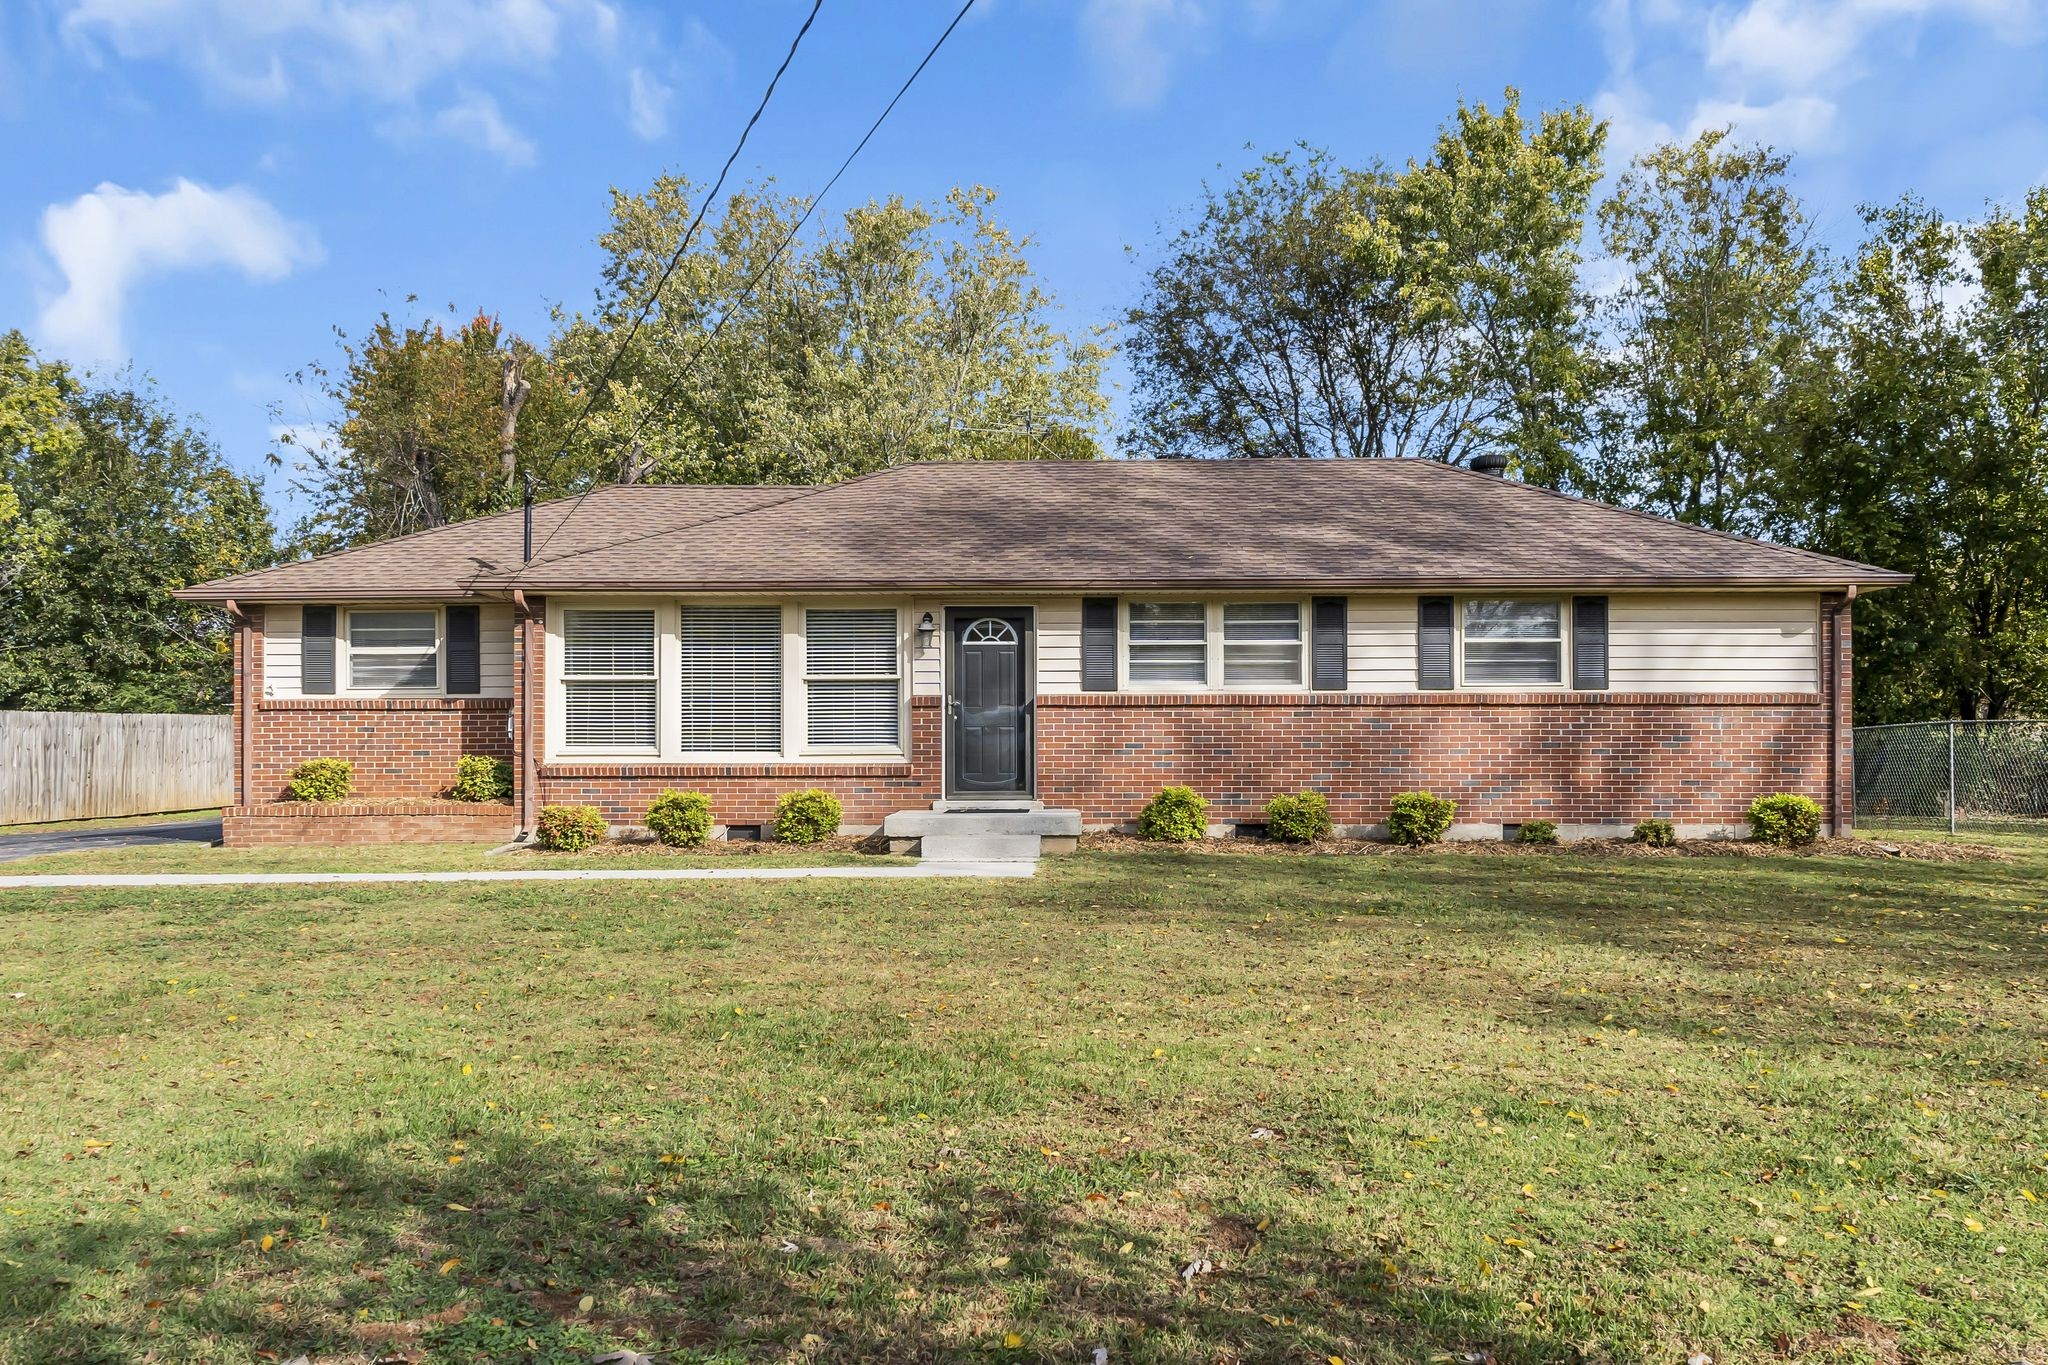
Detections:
[226, 599, 252, 810]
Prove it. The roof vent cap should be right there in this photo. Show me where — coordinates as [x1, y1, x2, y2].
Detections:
[1470, 451, 1510, 478]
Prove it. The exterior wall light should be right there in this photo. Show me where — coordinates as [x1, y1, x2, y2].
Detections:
[916, 611, 937, 652]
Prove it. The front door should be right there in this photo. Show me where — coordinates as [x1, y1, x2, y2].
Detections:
[947, 608, 1032, 797]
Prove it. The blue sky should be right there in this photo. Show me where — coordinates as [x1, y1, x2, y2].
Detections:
[4, 0, 2046, 525]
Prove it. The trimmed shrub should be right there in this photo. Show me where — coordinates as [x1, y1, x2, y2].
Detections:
[1264, 791, 1333, 844]
[1387, 791, 1456, 846]
[646, 789, 713, 848]
[1516, 819, 1559, 845]
[1747, 793, 1823, 846]
[286, 758, 353, 802]
[450, 754, 513, 803]
[773, 789, 843, 845]
[535, 804, 607, 852]
[1633, 818, 1677, 848]
[1138, 786, 1209, 842]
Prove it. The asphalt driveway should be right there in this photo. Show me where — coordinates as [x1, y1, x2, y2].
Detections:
[0, 818, 222, 864]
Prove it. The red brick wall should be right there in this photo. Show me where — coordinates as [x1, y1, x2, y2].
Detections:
[1036, 690, 1834, 830]
[537, 698, 944, 826]
[224, 802, 516, 845]
[247, 698, 514, 803]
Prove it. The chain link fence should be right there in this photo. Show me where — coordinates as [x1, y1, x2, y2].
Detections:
[1854, 719, 2048, 834]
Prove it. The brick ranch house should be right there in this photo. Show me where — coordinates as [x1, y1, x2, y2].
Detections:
[175, 459, 1907, 846]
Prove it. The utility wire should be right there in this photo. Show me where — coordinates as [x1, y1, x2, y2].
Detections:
[527, 0, 980, 567]
[524, 0, 824, 561]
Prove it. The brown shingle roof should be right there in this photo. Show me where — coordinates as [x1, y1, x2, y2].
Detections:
[177, 460, 1908, 602]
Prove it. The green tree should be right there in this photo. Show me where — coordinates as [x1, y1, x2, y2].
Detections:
[0, 332, 276, 712]
[280, 307, 583, 552]
[1594, 129, 1823, 533]
[1124, 90, 1604, 480]
[555, 182, 1109, 485]
[1780, 195, 2048, 721]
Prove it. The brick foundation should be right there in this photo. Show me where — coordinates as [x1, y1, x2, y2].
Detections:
[223, 801, 517, 845]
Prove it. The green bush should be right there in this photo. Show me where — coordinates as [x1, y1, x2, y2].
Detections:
[286, 758, 353, 802]
[450, 754, 513, 803]
[1516, 819, 1559, 845]
[1387, 791, 1456, 846]
[1747, 793, 1823, 846]
[1137, 786, 1209, 842]
[773, 789, 843, 844]
[1633, 818, 1677, 848]
[535, 804, 607, 852]
[645, 789, 713, 848]
[1264, 791, 1333, 844]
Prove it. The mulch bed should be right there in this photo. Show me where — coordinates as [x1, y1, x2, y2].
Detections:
[557, 834, 886, 859]
[1078, 831, 2006, 863]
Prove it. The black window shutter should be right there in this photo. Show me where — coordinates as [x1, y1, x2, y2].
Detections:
[1081, 597, 1117, 692]
[1572, 595, 1610, 691]
[1417, 596, 1454, 690]
[301, 605, 336, 695]
[1312, 596, 1348, 691]
[445, 604, 481, 694]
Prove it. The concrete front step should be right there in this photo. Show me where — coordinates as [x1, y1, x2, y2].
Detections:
[919, 832, 1045, 862]
[882, 808, 1081, 838]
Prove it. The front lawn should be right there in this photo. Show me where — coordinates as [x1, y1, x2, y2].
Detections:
[2, 841, 2044, 1363]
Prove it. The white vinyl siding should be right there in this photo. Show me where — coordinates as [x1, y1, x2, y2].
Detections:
[677, 605, 782, 753]
[479, 604, 514, 695]
[1608, 593, 1819, 692]
[561, 609, 658, 749]
[263, 605, 302, 697]
[1346, 595, 1417, 689]
[804, 608, 902, 748]
[1222, 602, 1303, 685]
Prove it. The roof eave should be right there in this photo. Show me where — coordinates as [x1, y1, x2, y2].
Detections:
[476, 572, 1913, 594]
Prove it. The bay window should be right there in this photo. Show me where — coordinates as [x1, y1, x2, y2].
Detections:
[1222, 602, 1303, 685]
[1461, 599, 1562, 684]
[804, 608, 901, 748]
[561, 608, 658, 748]
[1127, 602, 1206, 684]
[347, 609, 438, 691]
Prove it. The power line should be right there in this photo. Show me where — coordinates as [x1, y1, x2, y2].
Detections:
[527, 0, 980, 567]
[524, 0, 825, 561]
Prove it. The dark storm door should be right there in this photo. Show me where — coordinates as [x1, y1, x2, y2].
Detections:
[948, 609, 1032, 796]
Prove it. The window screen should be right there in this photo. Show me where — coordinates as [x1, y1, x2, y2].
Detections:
[561, 609, 657, 748]
[1462, 599, 1562, 684]
[347, 610, 438, 690]
[1127, 602, 1206, 684]
[1223, 602, 1302, 685]
[805, 609, 900, 747]
[678, 605, 782, 752]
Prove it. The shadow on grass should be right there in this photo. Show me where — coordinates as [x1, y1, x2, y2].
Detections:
[5, 1126, 1598, 1364]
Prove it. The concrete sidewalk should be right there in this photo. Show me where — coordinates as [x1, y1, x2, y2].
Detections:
[0, 861, 1035, 889]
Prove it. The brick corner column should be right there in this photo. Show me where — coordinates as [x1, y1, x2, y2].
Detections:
[231, 605, 265, 811]
[1826, 592, 1856, 838]
[513, 595, 546, 836]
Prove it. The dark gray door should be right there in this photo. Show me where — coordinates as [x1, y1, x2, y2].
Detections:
[948, 609, 1031, 796]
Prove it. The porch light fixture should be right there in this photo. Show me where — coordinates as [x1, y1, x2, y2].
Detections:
[916, 611, 937, 652]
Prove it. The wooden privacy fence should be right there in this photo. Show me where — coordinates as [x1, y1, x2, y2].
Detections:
[0, 710, 232, 825]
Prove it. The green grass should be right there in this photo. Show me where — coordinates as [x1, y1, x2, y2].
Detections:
[0, 808, 220, 836]
[0, 840, 904, 874]
[2, 841, 2044, 1364]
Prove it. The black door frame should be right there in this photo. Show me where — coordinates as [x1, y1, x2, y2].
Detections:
[943, 605, 1036, 799]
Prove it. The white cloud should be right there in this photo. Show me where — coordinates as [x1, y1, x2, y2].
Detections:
[1687, 92, 1838, 146]
[626, 66, 671, 140]
[34, 179, 322, 364]
[1707, 0, 2041, 86]
[432, 90, 537, 167]
[1079, 0, 1208, 109]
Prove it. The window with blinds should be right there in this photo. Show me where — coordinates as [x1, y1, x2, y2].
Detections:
[805, 608, 900, 747]
[561, 609, 657, 748]
[347, 609, 438, 690]
[1127, 602, 1206, 684]
[678, 605, 783, 752]
[1462, 599, 1562, 684]
[1223, 602, 1302, 685]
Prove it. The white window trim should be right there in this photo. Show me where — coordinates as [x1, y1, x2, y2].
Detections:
[341, 605, 443, 697]
[800, 605, 907, 757]
[553, 600, 663, 757]
[1456, 595, 1569, 691]
[1119, 599, 1313, 694]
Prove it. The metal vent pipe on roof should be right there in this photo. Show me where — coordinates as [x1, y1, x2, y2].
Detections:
[1470, 451, 1510, 477]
